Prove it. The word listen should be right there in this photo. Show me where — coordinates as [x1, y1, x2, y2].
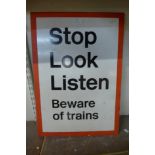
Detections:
[51, 75, 109, 90]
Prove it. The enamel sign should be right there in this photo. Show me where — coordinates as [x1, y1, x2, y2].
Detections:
[31, 12, 124, 136]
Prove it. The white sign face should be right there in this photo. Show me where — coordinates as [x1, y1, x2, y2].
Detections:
[31, 12, 124, 136]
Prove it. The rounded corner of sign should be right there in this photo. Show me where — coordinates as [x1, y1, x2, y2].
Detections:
[113, 128, 119, 136]
[37, 125, 44, 136]
[30, 12, 36, 20]
[38, 131, 44, 136]
[118, 13, 125, 20]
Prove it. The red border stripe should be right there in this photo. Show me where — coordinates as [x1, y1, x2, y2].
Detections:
[30, 12, 124, 136]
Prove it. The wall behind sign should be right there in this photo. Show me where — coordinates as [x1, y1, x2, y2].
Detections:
[26, 0, 129, 120]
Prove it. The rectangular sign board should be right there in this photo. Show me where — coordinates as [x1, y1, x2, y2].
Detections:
[31, 12, 124, 136]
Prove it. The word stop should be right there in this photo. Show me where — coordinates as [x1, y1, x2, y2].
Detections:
[49, 27, 97, 48]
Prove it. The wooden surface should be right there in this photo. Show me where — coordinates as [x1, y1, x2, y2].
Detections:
[26, 116, 129, 155]
[26, 122, 44, 155]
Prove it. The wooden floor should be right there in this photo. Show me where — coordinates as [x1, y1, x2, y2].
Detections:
[26, 116, 129, 155]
